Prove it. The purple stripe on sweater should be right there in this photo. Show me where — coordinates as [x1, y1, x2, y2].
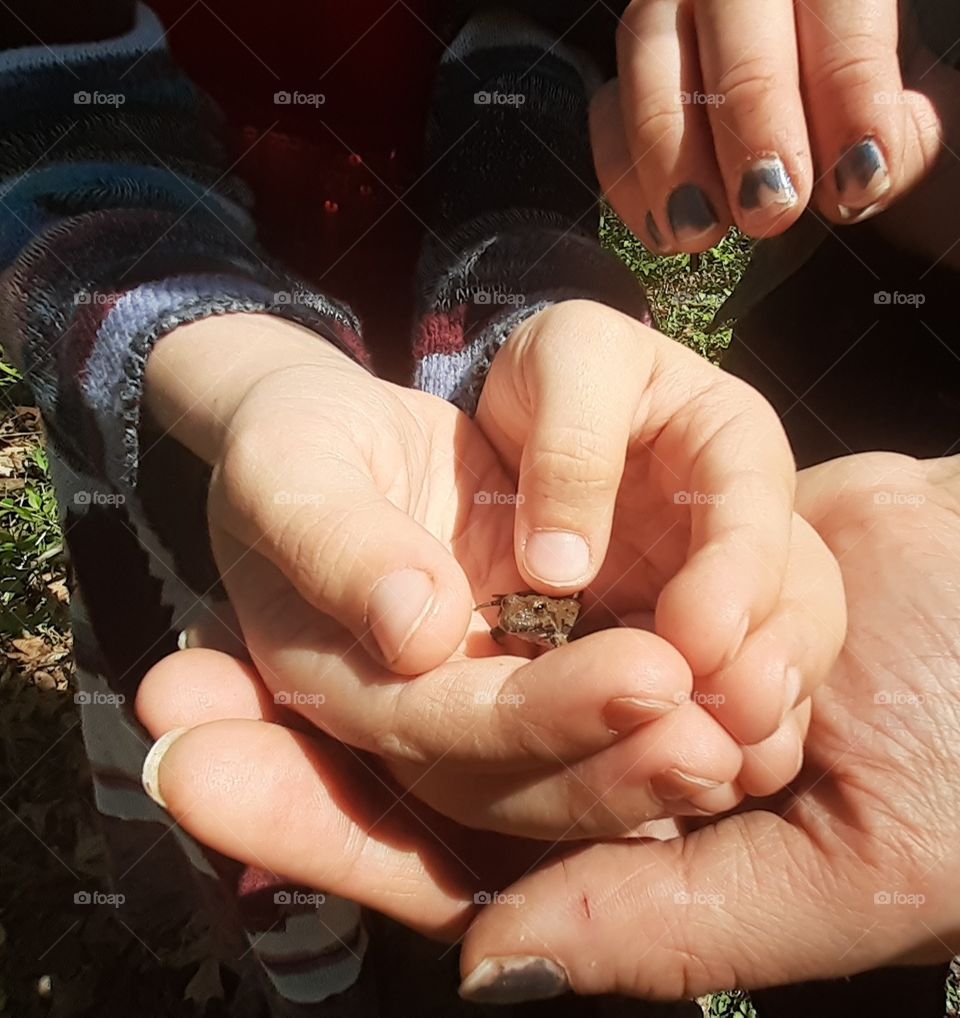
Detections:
[83, 273, 286, 485]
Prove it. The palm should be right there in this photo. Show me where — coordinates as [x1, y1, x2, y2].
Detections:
[755, 454, 960, 967]
[345, 381, 553, 647]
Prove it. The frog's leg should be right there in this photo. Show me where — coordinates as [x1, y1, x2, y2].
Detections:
[546, 632, 569, 649]
[490, 626, 507, 646]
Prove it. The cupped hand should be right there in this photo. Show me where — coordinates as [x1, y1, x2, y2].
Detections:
[592, 0, 943, 252]
[477, 300, 846, 759]
[144, 312, 747, 840]
[456, 451, 960, 1004]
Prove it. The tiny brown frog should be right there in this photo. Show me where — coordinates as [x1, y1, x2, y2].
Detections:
[475, 592, 582, 649]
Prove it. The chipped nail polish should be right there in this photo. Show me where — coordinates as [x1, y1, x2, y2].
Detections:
[460, 956, 570, 1005]
[835, 138, 890, 212]
[739, 156, 798, 214]
[667, 184, 718, 244]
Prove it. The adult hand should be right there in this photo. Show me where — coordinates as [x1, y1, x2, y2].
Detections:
[456, 452, 960, 1004]
[592, 0, 943, 251]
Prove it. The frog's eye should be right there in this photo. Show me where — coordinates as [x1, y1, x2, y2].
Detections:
[531, 600, 547, 611]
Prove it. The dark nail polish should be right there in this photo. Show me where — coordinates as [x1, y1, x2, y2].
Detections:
[739, 157, 798, 213]
[460, 957, 570, 1005]
[835, 138, 890, 210]
[667, 184, 718, 243]
[645, 211, 664, 250]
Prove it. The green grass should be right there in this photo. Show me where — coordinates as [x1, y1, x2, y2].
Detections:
[0, 222, 757, 1017]
[600, 206, 753, 359]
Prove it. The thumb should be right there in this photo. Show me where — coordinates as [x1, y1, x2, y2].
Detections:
[208, 421, 471, 675]
[458, 812, 908, 1004]
[480, 302, 654, 593]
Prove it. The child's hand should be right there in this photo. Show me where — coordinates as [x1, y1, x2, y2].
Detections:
[475, 300, 846, 791]
[592, 0, 941, 251]
[144, 313, 747, 839]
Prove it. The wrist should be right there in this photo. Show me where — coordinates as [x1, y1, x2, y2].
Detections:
[144, 312, 359, 464]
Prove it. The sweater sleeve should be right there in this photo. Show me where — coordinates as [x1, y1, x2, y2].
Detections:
[412, 3, 653, 414]
[0, 1, 367, 498]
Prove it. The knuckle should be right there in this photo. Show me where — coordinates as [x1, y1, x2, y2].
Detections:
[713, 56, 784, 114]
[275, 502, 354, 585]
[806, 45, 890, 96]
[625, 99, 684, 148]
[217, 425, 281, 514]
[533, 430, 622, 491]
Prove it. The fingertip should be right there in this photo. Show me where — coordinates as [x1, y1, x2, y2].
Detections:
[657, 570, 753, 679]
[370, 562, 473, 675]
[136, 648, 271, 737]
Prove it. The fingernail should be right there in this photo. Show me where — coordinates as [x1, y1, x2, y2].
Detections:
[645, 210, 665, 250]
[780, 665, 802, 726]
[603, 695, 675, 733]
[667, 184, 718, 244]
[835, 137, 890, 213]
[651, 767, 723, 802]
[141, 727, 189, 809]
[460, 956, 570, 1005]
[721, 611, 751, 669]
[523, 531, 590, 587]
[367, 568, 435, 664]
[739, 156, 798, 216]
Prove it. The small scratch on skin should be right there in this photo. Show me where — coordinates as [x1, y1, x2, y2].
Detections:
[581, 892, 592, 921]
